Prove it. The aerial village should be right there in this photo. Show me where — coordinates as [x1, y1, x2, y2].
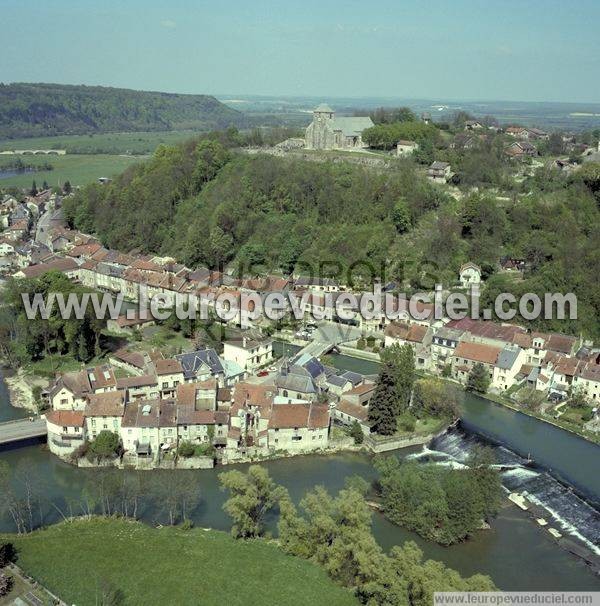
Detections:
[1, 109, 600, 470]
[0, 187, 598, 469]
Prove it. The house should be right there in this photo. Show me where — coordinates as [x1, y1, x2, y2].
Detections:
[492, 347, 526, 391]
[342, 382, 376, 406]
[384, 321, 431, 350]
[333, 399, 371, 435]
[447, 318, 526, 349]
[525, 127, 549, 141]
[175, 348, 231, 386]
[276, 364, 320, 401]
[223, 337, 273, 372]
[177, 407, 229, 446]
[504, 141, 537, 159]
[116, 374, 159, 401]
[227, 383, 276, 451]
[0, 241, 15, 256]
[459, 262, 482, 288]
[109, 349, 147, 375]
[267, 403, 330, 452]
[506, 126, 529, 138]
[85, 391, 126, 440]
[427, 161, 452, 183]
[15, 257, 78, 279]
[451, 341, 502, 384]
[513, 331, 578, 366]
[305, 104, 374, 151]
[106, 313, 155, 335]
[431, 327, 465, 371]
[121, 399, 177, 457]
[48, 366, 116, 411]
[45, 410, 86, 457]
[396, 140, 419, 157]
[464, 120, 483, 130]
[294, 276, 340, 292]
[154, 358, 185, 397]
[572, 364, 600, 402]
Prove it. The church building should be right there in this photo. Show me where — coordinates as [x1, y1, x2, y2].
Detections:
[305, 104, 374, 151]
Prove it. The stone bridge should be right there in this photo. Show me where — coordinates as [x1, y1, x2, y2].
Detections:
[0, 149, 66, 156]
[0, 417, 47, 446]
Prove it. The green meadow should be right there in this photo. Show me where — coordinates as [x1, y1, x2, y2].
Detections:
[2, 518, 357, 606]
[0, 153, 142, 188]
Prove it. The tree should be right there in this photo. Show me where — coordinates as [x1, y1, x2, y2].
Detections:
[392, 199, 411, 233]
[368, 361, 398, 435]
[88, 431, 121, 460]
[381, 343, 415, 414]
[0, 543, 16, 569]
[349, 421, 364, 445]
[219, 465, 288, 539]
[30, 180, 37, 196]
[63, 180, 72, 194]
[412, 378, 458, 419]
[278, 481, 383, 588]
[569, 387, 590, 409]
[466, 363, 490, 394]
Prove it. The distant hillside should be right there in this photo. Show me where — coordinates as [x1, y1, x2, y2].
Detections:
[0, 82, 245, 138]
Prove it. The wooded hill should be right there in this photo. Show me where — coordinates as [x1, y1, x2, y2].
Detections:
[0, 83, 244, 138]
[63, 130, 600, 339]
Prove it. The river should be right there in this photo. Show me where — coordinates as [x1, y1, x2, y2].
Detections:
[0, 355, 599, 590]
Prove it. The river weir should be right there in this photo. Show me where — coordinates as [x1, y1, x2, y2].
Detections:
[412, 426, 600, 565]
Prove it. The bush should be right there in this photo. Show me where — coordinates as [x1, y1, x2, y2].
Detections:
[398, 412, 416, 433]
[87, 431, 121, 460]
[366, 335, 376, 348]
[177, 441, 195, 458]
[356, 338, 366, 350]
[180, 518, 194, 531]
[349, 421, 364, 445]
[0, 542, 16, 568]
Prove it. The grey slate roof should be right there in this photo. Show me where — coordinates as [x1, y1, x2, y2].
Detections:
[276, 369, 317, 394]
[175, 348, 224, 380]
[496, 347, 520, 370]
[327, 374, 349, 388]
[330, 117, 374, 137]
[340, 371, 363, 386]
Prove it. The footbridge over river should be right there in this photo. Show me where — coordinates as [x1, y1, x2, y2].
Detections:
[0, 417, 47, 446]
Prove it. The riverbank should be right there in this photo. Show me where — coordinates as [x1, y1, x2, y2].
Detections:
[2, 368, 46, 414]
[324, 343, 600, 446]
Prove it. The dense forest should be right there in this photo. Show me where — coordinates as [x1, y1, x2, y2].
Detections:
[63, 130, 600, 338]
[0, 83, 244, 138]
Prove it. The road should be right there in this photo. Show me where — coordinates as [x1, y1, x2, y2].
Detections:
[0, 417, 47, 445]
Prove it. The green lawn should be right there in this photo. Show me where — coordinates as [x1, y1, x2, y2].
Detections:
[2, 518, 357, 606]
[0, 153, 141, 188]
[0, 130, 201, 155]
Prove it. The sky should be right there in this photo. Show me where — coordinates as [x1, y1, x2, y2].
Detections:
[2, 0, 600, 103]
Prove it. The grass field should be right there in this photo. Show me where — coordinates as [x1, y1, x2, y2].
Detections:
[0, 130, 201, 155]
[2, 518, 357, 606]
[0, 153, 141, 188]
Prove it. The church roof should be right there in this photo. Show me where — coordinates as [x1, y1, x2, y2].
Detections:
[314, 103, 334, 113]
[330, 117, 374, 137]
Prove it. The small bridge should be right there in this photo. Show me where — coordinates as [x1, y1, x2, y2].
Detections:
[295, 340, 337, 359]
[0, 149, 66, 156]
[0, 417, 47, 446]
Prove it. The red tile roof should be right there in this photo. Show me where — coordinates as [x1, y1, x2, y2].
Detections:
[45, 410, 85, 427]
